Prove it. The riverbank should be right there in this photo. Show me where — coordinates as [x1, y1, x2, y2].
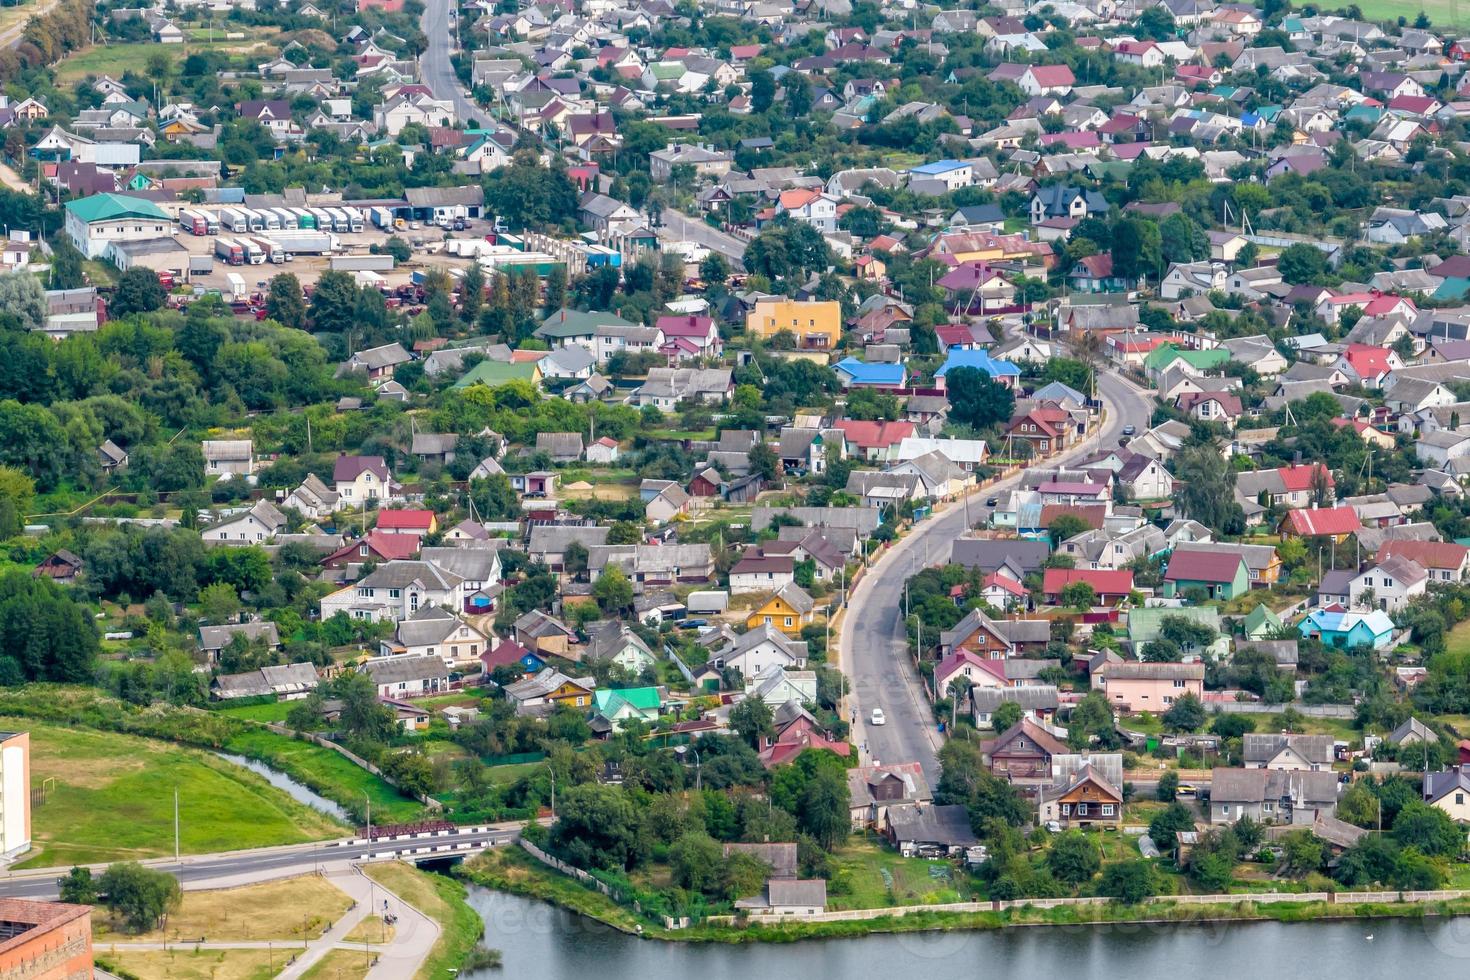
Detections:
[457, 848, 1470, 944]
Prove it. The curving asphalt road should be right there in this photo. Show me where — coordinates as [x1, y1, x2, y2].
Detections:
[419, 0, 483, 128]
[839, 366, 1157, 785]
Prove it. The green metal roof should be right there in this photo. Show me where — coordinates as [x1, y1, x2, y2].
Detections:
[535, 308, 638, 339]
[64, 192, 169, 223]
[451, 359, 540, 388]
[1144, 344, 1231, 372]
[594, 687, 661, 712]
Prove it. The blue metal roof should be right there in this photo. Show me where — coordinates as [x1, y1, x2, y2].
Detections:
[936, 349, 1021, 379]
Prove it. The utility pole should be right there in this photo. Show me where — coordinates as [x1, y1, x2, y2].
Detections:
[174, 788, 180, 863]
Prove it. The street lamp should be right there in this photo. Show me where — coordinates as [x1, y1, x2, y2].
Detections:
[675, 744, 702, 791]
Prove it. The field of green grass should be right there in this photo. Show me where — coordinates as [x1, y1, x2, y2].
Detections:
[215, 700, 294, 723]
[827, 837, 976, 910]
[221, 728, 424, 825]
[1359, 0, 1470, 26]
[55, 36, 279, 83]
[11, 718, 345, 868]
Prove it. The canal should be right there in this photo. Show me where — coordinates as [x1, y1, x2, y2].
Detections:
[463, 887, 1470, 979]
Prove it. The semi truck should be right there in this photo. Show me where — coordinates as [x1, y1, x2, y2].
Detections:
[220, 209, 251, 233]
[344, 207, 365, 232]
[214, 237, 245, 265]
[251, 237, 285, 263]
[179, 210, 210, 236]
[369, 206, 395, 230]
[292, 208, 316, 230]
[268, 230, 338, 255]
[325, 208, 350, 233]
[240, 239, 266, 265]
[270, 208, 297, 230]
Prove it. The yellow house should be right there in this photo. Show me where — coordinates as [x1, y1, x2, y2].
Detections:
[747, 582, 816, 636]
[746, 299, 842, 351]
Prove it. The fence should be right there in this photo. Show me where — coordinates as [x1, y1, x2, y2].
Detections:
[706, 888, 1470, 926]
[519, 839, 622, 902]
[1216, 703, 1356, 719]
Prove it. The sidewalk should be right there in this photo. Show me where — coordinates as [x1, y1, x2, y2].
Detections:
[276, 864, 440, 980]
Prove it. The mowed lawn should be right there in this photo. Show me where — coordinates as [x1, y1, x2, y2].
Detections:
[1359, 0, 1470, 26]
[10, 719, 346, 868]
[54, 38, 278, 83]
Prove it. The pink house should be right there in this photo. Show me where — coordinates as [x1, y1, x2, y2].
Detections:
[1095, 662, 1204, 713]
[656, 315, 722, 362]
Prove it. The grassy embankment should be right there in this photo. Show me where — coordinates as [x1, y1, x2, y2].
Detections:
[363, 861, 487, 979]
[9, 718, 345, 868]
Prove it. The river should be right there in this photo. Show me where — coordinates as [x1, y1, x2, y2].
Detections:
[215, 752, 353, 822]
[462, 887, 1470, 979]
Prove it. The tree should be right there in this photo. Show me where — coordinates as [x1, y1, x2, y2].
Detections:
[729, 696, 774, 748]
[1162, 692, 1206, 732]
[334, 670, 397, 745]
[1142, 637, 1182, 662]
[1059, 580, 1096, 609]
[543, 265, 568, 312]
[99, 862, 182, 933]
[1278, 830, 1325, 877]
[748, 442, 780, 482]
[1156, 770, 1179, 802]
[946, 367, 1016, 430]
[798, 767, 850, 849]
[309, 270, 359, 333]
[111, 268, 167, 317]
[1099, 860, 1157, 903]
[1174, 443, 1245, 535]
[1392, 801, 1463, 856]
[593, 566, 633, 615]
[58, 866, 97, 904]
[265, 274, 305, 328]
[382, 236, 412, 263]
[699, 252, 729, 286]
[670, 832, 723, 894]
[991, 700, 1024, 733]
[1277, 243, 1327, 285]
[0, 271, 46, 329]
[1210, 713, 1256, 739]
[550, 783, 645, 871]
[1047, 830, 1101, 885]
[198, 582, 241, 623]
[1336, 781, 1381, 829]
[750, 68, 775, 113]
[1148, 802, 1196, 846]
[1111, 217, 1162, 283]
[48, 239, 85, 291]
[1048, 514, 1090, 548]
[1160, 212, 1208, 265]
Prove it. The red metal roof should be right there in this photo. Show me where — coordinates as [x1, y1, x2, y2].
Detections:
[376, 509, 435, 530]
[1164, 549, 1245, 584]
[1283, 506, 1361, 537]
[1043, 567, 1134, 596]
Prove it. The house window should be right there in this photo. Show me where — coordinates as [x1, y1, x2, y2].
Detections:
[1061, 804, 1071, 815]
[1076, 803, 1088, 815]
[785, 617, 793, 627]
[389, 589, 401, 599]
[1173, 679, 1185, 688]
[1263, 802, 1274, 812]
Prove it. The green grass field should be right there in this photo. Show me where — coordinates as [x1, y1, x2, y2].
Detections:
[828, 837, 975, 910]
[215, 700, 294, 723]
[362, 863, 485, 980]
[55, 36, 279, 83]
[1359, 0, 1470, 26]
[11, 718, 346, 869]
[221, 728, 425, 825]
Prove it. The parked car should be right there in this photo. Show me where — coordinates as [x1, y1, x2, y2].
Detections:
[870, 708, 886, 726]
[1122, 424, 1136, 436]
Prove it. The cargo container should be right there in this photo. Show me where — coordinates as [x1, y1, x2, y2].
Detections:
[269, 230, 338, 255]
[292, 208, 316, 230]
[214, 237, 245, 265]
[344, 207, 365, 232]
[179, 210, 209, 236]
[226, 272, 247, 300]
[369, 206, 396, 230]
